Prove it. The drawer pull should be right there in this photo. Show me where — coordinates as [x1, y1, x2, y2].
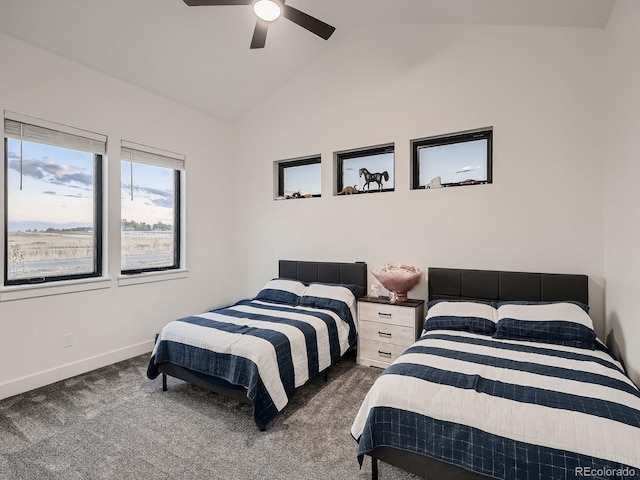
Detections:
[378, 350, 392, 358]
[378, 312, 392, 318]
[378, 331, 392, 338]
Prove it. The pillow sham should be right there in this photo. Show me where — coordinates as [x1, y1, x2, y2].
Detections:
[494, 301, 596, 349]
[253, 278, 307, 306]
[424, 300, 497, 335]
[298, 283, 357, 332]
[312, 282, 365, 299]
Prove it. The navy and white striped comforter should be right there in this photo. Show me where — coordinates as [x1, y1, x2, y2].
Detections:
[351, 330, 640, 479]
[148, 299, 356, 429]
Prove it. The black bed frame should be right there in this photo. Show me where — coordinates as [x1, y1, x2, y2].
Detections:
[368, 267, 589, 480]
[157, 260, 367, 428]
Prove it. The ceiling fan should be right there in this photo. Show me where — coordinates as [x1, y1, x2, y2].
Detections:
[182, 0, 336, 49]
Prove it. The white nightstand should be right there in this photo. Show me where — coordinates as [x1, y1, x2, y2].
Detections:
[357, 296, 425, 368]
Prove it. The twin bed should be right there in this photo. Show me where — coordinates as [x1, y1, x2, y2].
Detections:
[147, 260, 367, 430]
[147, 263, 640, 479]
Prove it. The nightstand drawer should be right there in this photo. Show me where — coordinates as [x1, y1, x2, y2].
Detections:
[358, 301, 416, 328]
[359, 319, 415, 346]
[359, 339, 408, 364]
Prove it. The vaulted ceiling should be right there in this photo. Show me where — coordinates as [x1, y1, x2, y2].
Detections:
[0, 0, 616, 122]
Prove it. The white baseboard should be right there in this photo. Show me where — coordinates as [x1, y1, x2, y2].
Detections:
[0, 340, 155, 401]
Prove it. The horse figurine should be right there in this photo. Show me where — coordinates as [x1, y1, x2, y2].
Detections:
[359, 168, 389, 191]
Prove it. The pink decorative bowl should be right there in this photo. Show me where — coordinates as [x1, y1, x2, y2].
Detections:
[371, 264, 422, 302]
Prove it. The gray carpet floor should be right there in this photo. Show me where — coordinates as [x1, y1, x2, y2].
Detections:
[0, 350, 419, 479]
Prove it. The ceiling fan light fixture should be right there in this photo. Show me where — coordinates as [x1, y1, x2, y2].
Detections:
[182, 0, 335, 49]
[253, 0, 281, 22]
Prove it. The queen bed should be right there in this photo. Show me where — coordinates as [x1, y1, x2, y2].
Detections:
[147, 260, 367, 430]
[352, 267, 640, 480]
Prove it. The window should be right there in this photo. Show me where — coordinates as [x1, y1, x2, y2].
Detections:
[336, 144, 394, 195]
[121, 141, 184, 274]
[4, 112, 105, 286]
[411, 128, 493, 189]
[276, 156, 321, 199]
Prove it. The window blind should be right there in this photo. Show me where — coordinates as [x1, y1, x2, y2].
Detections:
[4, 111, 107, 155]
[121, 140, 185, 171]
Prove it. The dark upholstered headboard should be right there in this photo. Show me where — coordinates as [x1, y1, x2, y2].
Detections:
[279, 260, 367, 290]
[428, 268, 589, 306]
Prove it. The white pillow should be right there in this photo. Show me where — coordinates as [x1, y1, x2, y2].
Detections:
[424, 300, 497, 335]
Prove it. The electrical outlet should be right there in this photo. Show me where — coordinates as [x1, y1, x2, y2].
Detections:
[63, 333, 73, 348]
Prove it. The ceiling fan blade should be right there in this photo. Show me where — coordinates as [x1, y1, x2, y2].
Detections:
[282, 5, 335, 40]
[182, 0, 252, 6]
[250, 20, 269, 49]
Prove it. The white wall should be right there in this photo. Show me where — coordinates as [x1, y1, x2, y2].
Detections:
[603, 0, 640, 386]
[231, 23, 607, 335]
[0, 33, 237, 399]
[3, 15, 632, 398]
